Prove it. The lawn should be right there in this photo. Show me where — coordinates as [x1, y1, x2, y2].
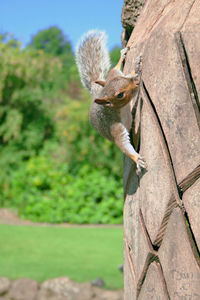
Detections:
[0, 224, 123, 289]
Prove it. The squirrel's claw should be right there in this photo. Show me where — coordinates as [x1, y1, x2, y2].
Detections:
[120, 47, 129, 60]
[125, 55, 142, 79]
[134, 55, 142, 75]
[136, 155, 147, 174]
[115, 47, 130, 70]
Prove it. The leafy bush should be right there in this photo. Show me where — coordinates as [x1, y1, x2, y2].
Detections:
[0, 32, 124, 224]
[4, 156, 123, 224]
[110, 46, 121, 68]
[54, 97, 123, 179]
[0, 34, 61, 157]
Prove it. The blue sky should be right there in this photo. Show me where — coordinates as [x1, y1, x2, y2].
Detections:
[0, 0, 124, 50]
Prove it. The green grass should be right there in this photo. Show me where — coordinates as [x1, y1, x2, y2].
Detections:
[0, 224, 123, 289]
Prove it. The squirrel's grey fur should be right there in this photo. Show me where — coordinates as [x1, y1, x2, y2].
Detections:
[75, 30, 146, 172]
[75, 30, 110, 93]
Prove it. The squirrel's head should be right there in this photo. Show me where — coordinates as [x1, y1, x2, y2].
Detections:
[94, 76, 139, 108]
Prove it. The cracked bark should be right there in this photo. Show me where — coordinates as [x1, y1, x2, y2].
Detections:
[122, 0, 200, 299]
[175, 32, 200, 129]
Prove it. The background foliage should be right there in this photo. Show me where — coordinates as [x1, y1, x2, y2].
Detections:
[0, 28, 123, 224]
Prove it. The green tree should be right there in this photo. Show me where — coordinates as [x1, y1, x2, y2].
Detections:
[110, 46, 121, 68]
[0, 32, 18, 48]
[28, 26, 79, 92]
[0, 33, 61, 157]
[0, 32, 123, 223]
[29, 26, 72, 56]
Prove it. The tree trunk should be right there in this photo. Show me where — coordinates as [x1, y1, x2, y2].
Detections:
[122, 1, 200, 299]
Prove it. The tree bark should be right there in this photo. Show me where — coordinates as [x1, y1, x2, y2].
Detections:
[122, 1, 200, 299]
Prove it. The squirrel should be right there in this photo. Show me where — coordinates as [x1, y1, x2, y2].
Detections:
[75, 30, 146, 172]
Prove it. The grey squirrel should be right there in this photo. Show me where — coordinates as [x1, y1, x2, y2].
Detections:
[75, 30, 146, 172]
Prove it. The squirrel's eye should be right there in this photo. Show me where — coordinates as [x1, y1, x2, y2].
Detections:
[117, 92, 124, 98]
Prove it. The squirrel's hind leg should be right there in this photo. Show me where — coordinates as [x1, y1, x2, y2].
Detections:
[113, 49, 142, 79]
[114, 47, 129, 72]
[125, 55, 142, 78]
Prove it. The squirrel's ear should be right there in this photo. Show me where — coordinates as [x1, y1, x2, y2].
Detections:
[95, 97, 113, 107]
[95, 80, 106, 87]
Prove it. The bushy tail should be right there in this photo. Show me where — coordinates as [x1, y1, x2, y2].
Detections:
[75, 30, 111, 92]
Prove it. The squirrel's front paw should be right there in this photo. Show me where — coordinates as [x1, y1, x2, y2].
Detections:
[136, 155, 147, 174]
